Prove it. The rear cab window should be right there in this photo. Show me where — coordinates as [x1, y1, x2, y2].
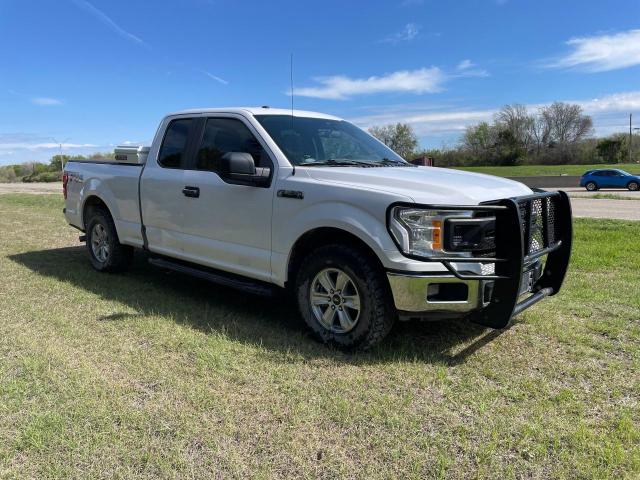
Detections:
[158, 118, 195, 168]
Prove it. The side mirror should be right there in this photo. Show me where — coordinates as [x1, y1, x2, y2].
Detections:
[220, 152, 270, 187]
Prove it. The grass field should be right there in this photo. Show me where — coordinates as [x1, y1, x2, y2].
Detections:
[453, 163, 640, 177]
[586, 193, 640, 201]
[0, 194, 639, 479]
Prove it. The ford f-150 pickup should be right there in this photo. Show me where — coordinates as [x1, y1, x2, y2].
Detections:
[63, 107, 572, 349]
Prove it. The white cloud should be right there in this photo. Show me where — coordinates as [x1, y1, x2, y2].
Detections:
[71, 0, 149, 48]
[30, 97, 63, 106]
[202, 71, 229, 85]
[350, 90, 640, 140]
[382, 23, 420, 43]
[351, 108, 496, 136]
[0, 142, 97, 151]
[455, 59, 489, 78]
[0, 133, 111, 164]
[547, 29, 640, 72]
[456, 59, 474, 71]
[293, 62, 490, 100]
[293, 67, 447, 100]
[577, 91, 640, 113]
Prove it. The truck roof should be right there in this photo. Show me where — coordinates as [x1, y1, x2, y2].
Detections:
[168, 107, 343, 121]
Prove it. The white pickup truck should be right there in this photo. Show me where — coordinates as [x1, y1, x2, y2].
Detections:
[63, 107, 572, 349]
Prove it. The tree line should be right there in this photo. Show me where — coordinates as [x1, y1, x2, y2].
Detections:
[0, 153, 114, 183]
[369, 102, 639, 167]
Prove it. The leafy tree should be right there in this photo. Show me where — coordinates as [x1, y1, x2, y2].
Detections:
[596, 137, 624, 163]
[494, 128, 525, 166]
[368, 123, 418, 160]
[462, 122, 494, 160]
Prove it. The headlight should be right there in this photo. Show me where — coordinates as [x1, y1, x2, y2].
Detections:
[388, 206, 472, 258]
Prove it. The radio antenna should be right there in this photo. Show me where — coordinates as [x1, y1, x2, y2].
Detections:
[290, 52, 294, 120]
[290, 52, 296, 176]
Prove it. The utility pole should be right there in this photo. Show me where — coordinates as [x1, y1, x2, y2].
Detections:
[51, 137, 69, 174]
[630, 114, 633, 164]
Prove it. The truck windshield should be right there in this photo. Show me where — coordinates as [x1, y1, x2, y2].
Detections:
[254, 115, 407, 166]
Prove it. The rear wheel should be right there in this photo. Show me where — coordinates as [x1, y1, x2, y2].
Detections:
[85, 207, 133, 272]
[295, 244, 395, 350]
[628, 181, 639, 191]
[585, 181, 598, 191]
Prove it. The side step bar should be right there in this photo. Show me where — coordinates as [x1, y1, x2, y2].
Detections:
[148, 257, 277, 297]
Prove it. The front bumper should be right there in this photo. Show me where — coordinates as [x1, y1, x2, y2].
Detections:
[386, 191, 572, 328]
[388, 273, 486, 315]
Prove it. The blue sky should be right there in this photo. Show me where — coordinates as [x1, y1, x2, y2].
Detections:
[1, 0, 639, 164]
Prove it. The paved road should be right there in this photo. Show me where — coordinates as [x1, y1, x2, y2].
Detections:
[541, 187, 639, 221]
[1, 182, 638, 220]
[558, 186, 640, 199]
[568, 198, 639, 221]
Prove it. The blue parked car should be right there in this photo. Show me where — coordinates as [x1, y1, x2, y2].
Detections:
[580, 168, 640, 191]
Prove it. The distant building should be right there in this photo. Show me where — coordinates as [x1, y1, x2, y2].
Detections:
[410, 155, 435, 167]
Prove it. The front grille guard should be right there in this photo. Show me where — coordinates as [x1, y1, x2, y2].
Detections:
[403, 191, 573, 328]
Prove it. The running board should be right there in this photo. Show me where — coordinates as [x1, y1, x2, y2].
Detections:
[148, 257, 277, 297]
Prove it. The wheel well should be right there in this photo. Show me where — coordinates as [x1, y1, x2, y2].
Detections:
[82, 196, 110, 229]
[286, 227, 385, 287]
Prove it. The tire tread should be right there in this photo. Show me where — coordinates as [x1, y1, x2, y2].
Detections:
[86, 207, 133, 273]
[296, 244, 395, 350]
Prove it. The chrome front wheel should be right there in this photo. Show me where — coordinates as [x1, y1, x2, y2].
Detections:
[310, 268, 361, 333]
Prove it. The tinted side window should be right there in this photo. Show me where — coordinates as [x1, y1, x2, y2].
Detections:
[158, 119, 193, 168]
[196, 118, 268, 172]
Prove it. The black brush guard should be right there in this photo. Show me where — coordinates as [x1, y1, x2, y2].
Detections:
[409, 191, 572, 329]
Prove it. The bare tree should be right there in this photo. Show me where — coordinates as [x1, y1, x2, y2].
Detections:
[495, 104, 534, 151]
[368, 123, 418, 160]
[539, 102, 593, 147]
[529, 113, 550, 157]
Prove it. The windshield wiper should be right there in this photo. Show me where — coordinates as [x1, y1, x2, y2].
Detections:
[300, 159, 370, 167]
[377, 158, 413, 166]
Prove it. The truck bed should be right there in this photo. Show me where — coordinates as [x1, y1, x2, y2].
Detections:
[64, 160, 145, 247]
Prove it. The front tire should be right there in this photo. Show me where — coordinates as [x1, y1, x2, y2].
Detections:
[295, 244, 395, 350]
[628, 181, 639, 191]
[85, 207, 133, 272]
[585, 181, 598, 191]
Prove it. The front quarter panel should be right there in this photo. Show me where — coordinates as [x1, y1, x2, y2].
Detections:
[271, 171, 421, 286]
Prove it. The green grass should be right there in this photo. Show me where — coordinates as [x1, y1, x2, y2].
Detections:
[453, 163, 640, 177]
[583, 193, 640, 201]
[0, 193, 639, 479]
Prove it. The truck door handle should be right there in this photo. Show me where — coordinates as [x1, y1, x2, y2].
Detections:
[182, 186, 200, 198]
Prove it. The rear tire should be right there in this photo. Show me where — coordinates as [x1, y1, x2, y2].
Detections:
[295, 244, 395, 351]
[85, 207, 133, 273]
[585, 181, 598, 191]
[628, 181, 639, 191]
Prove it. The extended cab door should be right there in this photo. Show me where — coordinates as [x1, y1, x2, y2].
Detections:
[179, 114, 276, 282]
[140, 116, 199, 257]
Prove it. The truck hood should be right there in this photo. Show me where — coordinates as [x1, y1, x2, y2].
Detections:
[304, 166, 532, 205]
